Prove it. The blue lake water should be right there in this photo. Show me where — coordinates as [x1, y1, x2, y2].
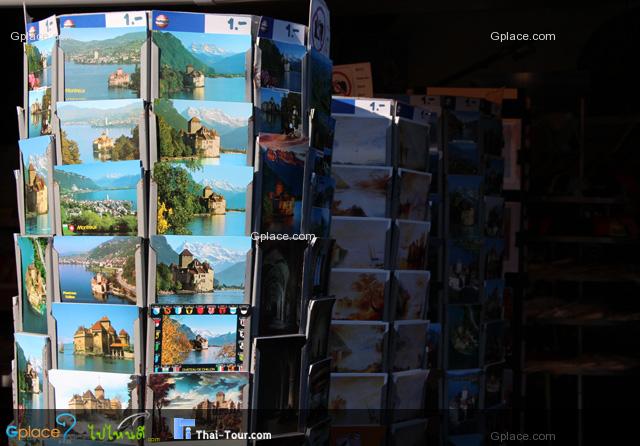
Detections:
[184, 346, 234, 365]
[169, 153, 248, 167]
[19, 240, 47, 335]
[28, 115, 42, 138]
[19, 389, 44, 410]
[64, 62, 138, 101]
[62, 124, 136, 163]
[25, 214, 51, 236]
[169, 76, 246, 102]
[71, 188, 138, 211]
[158, 289, 244, 304]
[59, 343, 134, 374]
[263, 202, 302, 234]
[59, 264, 134, 304]
[186, 211, 246, 236]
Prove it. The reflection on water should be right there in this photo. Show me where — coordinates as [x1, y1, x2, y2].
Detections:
[26, 214, 51, 236]
[186, 211, 246, 236]
[59, 343, 134, 374]
[184, 346, 235, 365]
[158, 290, 244, 304]
[65, 62, 138, 101]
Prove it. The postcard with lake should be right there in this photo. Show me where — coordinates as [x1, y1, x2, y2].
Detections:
[332, 165, 391, 218]
[155, 98, 251, 165]
[59, 12, 147, 101]
[448, 175, 482, 239]
[329, 373, 386, 424]
[56, 99, 143, 164]
[329, 321, 387, 373]
[26, 36, 54, 91]
[329, 269, 389, 321]
[256, 37, 306, 92]
[446, 369, 481, 433]
[28, 87, 53, 138]
[54, 160, 141, 236]
[154, 162, 252, 236]
[15, 333, 48, 410]
[333, 115, 389, 165]
[17, 236, 49, 334]
[54, 236, 139, 305]
[330, 217, 390, 269]
[152, 10, 251, 103]
[52, 302, 139, 374]
[396, 168, 431, 221]
[258, 87, 303, 136]
[19, 136, 52, 235]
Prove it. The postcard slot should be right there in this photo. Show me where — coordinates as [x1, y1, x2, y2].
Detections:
[23, 50, 28, 112]
[140, 36, 150, 103]
[250, 241, 263, 338]
[12, 295, 21, 332]
[14, 170, 26, 234]
[148, 177, 158, 235]
[137, 177, 146, 238]
[135, 241, 145, 307]
[50, 245, 61, 302]
[148, 107, 158, 166]
[16, 107, 26, 140]
[329, 372, 388, 426]
[138, 108, 149, 170]
[56, 46, 65, 103]
[146, 240, 158, 305]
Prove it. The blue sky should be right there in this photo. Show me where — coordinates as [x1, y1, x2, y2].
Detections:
[262, 39, 306, 62]
[49, 369, 133, 409]
[53, 303, 138, 344]
[28, 88, 47, 104]
[158, 372, 248, 409]
[170, 31, 250, 55]
[19, 135, 49, 160]
[55, 159, 141, 179]
[54, 235, 131, 256]
[60, 26, 145, 42]
[169, 314, 237, 336]
[170, 99, 252, 119]
[159, 235, 250, 252]
[15, 333, 46, 364]
[176, 163, 252, 187]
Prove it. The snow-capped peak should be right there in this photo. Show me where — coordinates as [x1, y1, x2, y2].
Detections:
[201, 179, 245, 193]
[185, 107, 247, 129]
[179, 241, 245, 270]
[191, 43, 228, 56]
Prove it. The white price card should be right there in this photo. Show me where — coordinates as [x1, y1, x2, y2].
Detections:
[105, 11, 147, 28]
[205, 14, 252, 35]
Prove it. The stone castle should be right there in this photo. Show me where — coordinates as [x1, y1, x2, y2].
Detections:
[193, 391, 238, 422]
[108, 67, 131, 88]
[68, 384, 122, 412]
[200, 186, 226, 215]
[185, 116, 220, 158]
[171, 248, 214, 293]
[183, 64, 205, 88]
[26, 162, 48, 215]
[73, 316, 131, 358]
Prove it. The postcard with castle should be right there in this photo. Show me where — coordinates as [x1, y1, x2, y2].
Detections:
[28, 87, 53, 138]
[152, 10, 251, 103]
[151, 235, 250, 305]
[257, 87, 303, 136]
[17, 236, 49, 335]
[19, 136, 53, 235]
[59, 12, 148, 101]
[447, 238, 483, 304]
[14, 333, 49, 412]
[446, 304, 481, 370]
[446, 369, 481, 434]
[52, 302, 139, 374]
[447, 175, 482, 239]
[256, 36, 306, 93]
[54, 236, 140, 305]
[26, 17, 56, 138]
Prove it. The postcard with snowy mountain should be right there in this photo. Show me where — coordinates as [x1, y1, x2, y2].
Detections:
[19, 136, 53, 235]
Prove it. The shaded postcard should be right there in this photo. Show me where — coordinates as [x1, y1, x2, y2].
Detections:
[485, 156, 505, 196]
[482, 279, 505, 322]
[52, 302, 139, 374]
[329, 269, 389, 321]
[329, 373, 386, 425]
[310, 109, 335, 153]
[26, 34, 54, 91]
[19, 136, 53, 235]
[155, 98, 251, 165]
[14, 333, 49, 411]
[392, 320, 428, 371]
[56, 99, 143, 164]
[152, 235, 250, 304]
[428, 149, 441, 194]
[28, 87, 53, 137]
[426, 322, 441, 369]
[311, 174, 334, 209]
[329, 321, 387, 373]
[447, 141, 480, 175]
[154, 161, 252, 236]
[60, 12, 147, 101]
[333, 115, 389, 165]
[485, 238, 505, 280]
[481, 116, 504, 156]
[256, 37, 305, 92]
[306, 237, 334, 298]
[447, 239, 483, 304]
[394, 270, 430, 320]
[484, 196, 504, 238]
[484, 320, 505, 366]
[309, 206, 331, 238]
[55, 236, 139, 304]
[446, 369, 481, 434]
[391, 369, 429, 422]
[54, 160, 141, 236]
[332, 165, 391, 218]
[447, 109, 480, 143]
[49, 369, 138, 439]
[308, 48, 332, 117]
[448, 175, 482, 239]
[306, 358, 331, 428]
[305, 297, 335, 365]
[148, 371, 249, 440]
[256, 239, 307, 336]
[152, 10, 251, 102]
[258, 87, 303, 136]
[150, 303, 250, 372]
[253, 335, 305, 435]
[390, 419, 428, 446]
[394, 220, 430, 270]
[258, 134, 308, 235]
[17, 236, 49, 334]
[330, 217, 390, 269]
[446, 305, 481, 370]
[397, 117, 429, 171]
[396, 168, 431, 221]
[484, 363, 504, 408]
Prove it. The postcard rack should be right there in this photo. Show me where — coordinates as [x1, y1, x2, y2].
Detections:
[11, 1, 337, 444]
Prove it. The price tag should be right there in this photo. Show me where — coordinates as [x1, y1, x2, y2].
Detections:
[105, 12, 147, 28]
[267, 18, 306, 45]
[27, 16, 58, 41]
[205, 14, 252, 35]
[354, 99, 392, 117]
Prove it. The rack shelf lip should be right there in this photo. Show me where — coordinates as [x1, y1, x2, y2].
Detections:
[524, 235, 640, 244]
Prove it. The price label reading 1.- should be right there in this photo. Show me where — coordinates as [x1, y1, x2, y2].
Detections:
[205, 15, 251, 35]
[272, 19, 305, 45]
[355, 99, 392, 117]
[105, 12, 147, 28]
[37, 16, 58, 39]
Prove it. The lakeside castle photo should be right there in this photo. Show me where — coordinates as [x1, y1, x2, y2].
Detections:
[23, 360, 40, 394]
[68, 384, 122, 413]
[73, 316, 132, 359]
[171, 248, 215, 293]
[26, 162, 48, 216]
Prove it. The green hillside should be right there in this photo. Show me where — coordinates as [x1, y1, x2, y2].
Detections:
[54, 170, 100, 192]
[88, 237, 138, 260]
[153, 31, 212, 75]
[155, 99, 188, 131]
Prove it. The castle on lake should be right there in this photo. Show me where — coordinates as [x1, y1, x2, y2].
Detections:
[68, 384, 122, 413]
[171, 248, 214, 293]
[184, 64, 205, 89]
[108, 67, 131, 88]
[267, 180, 294, 217]
[200, 186, 226, 215]
[73, 316, 131, 358]
[185, 116, 220, 158]
[26, 162, 48, 215]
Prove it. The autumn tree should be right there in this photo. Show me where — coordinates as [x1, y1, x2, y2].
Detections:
[160, 317, 191, 365]
[61, 130, 81, 164]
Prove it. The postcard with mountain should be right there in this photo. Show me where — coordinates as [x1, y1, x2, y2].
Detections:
[19, 136, 52, 235]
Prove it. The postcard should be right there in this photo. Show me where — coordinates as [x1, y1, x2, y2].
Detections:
[446, 369, 481, 434]
[306, 419, 330, 446]
[152, 10, 251, 102]
[447, 141, 480, 175]
[253, 335, 305, 434]
[448, 175, 482, 238]
[306, 358, 331, 427]
[332, 165, 391, 218]
[329, 321, 387, 373]
[306, 237, 334, 298]
[446, 305, 481, 370]
[52, 302, 139, 374]
[256, 37, 305, 92]
[155, 98, 251, 165]
[308, 49, 333, 117]
[54, 160, 141, 236]
[485, 238, 505, 280]
[151, 303, 250, 372]
[390, 419, 428, 446]
[391, 369, 429, 422]
[14, 333, 49, 411]
[485, 156, 505, 196]
[426, 322, 441, 369]
[447, 239, 483, 304]
[483, 279, 504, 322]
[49, 369, 138, 439]
[484, 196, 504, 238]
[19, 136, 53, 235]
[394, 270, 430, 320]
[310, 110, 335, 153]
[154, 161, 252, 236]
[17, 236, 49, 334]
[55, 236, 139, 305]
[258, 87, 303, 136]
[329, 373, 386, 425]
[151, 235, 250, 305]
[26, 37, 54, 91]
[309, 207, 331, 238]
[397, 118, 429, 171]
[330, 217, 390, 269]
[60, 12, 147, 101]
[28, 87, 53, 137]
[56, 99, 142, 164]
[311, 174, 335, 210]
[258, 134, 308, 235]
[333, 116, 389, 165]
[305, 297, 335, 364]
[396, 169, 431, 220]
[256, 239, 307, 336]
[329, 269, 389, 321]
[447, 109, 480, 143]
[484, 321, 505, 365]
[394, 220, 430, 270]
[485, 364, 504, 408]
[392, 320, 428, 371]
[148, 371, 249, 440]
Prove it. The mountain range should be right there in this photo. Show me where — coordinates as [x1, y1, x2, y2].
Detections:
[86, 237, 138, 260]
[27, 153, 48, 178]
[181, 106, 248, 150]
[178, 323, 236, 347]
[58, 101, 140, 125]
[60, 31, 146, 56]
[55, 170, 138, 192]
[178, 241, 246, 272]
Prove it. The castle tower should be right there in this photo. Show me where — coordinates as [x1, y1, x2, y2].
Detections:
[188, 116, 202, 134]
[119, 329, 130, 348]
[179, 249, 194, 269]
[95, 384, 104, 400]
[216, 391, 225, 405]
[28, 163, 36, 187]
